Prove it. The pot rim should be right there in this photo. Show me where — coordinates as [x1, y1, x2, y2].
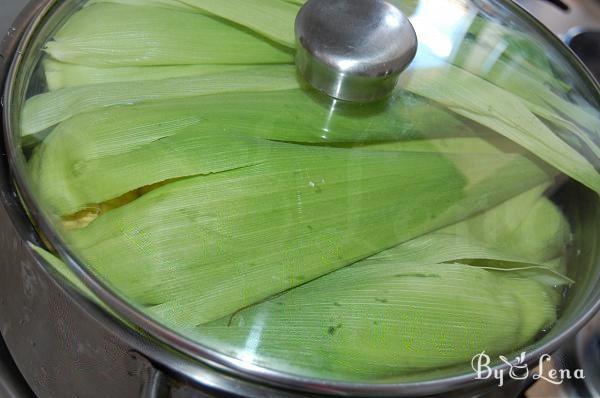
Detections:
[2, 0, 600, 396]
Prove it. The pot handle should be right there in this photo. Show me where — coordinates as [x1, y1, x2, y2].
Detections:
[129, 352, 172, 398]
[131, 351, 231, 398]
[141, 368, 170, 398]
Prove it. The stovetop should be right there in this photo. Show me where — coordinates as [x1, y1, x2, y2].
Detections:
[515, 0, 600, 39]
[0, 0, 599, 397]
[0, 337, 34, 398]
[515, 0, 600, 82]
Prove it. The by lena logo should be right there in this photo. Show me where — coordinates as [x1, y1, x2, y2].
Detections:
[471, 351, 585, 387]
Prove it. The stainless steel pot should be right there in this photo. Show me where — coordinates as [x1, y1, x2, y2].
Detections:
[1, 1, 600, 397]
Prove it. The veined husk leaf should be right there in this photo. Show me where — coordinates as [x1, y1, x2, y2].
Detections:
[29, 89, 492, 216]
[33, 180, 569, 314]
[399, 65, 600, 194]
[64, 138, 554, 326]
[193, 262, 557, 380]
[452, 42, 600, 160]
[44, 3, 292, 67]
[33, 129, 277, 216]
[21, 65, 298, 137]
[31, 237, 561, 381]
[367, 233, 572, 286]
[43, 59, 255, 90]
[365, 184, 572, 286]
[178, 0, 298, 47]
[441, 184, 571, 264]
[361, 136, 523, 154]
[85, 0, 195, 11]
[24, 85, 481, 142]
[65, 146, 466, 320]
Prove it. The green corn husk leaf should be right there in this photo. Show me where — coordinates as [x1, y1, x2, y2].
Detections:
[362, 135, 523, 154]
[44, 3, 292, 67]
[368, 233, 572, 287]
[151, 182, 568, 329]
[23, 84, 480, 144]
[442, 183, 571, 263]
[85, 0, 196, 11]
[193, 262, 557, 380]
[31, 235, 562, 381]
[29, 89, 494, 216]
[33, 129, 276, 216]
[453, 42, 600, 161]
[399, 65, 600, 194]
[526, 101, 600, 163]
[21, 65, 298, 137]
[64, 136, 555, 326]
[366, 184, 572, 287]
[43, 59, 254, 90]
[178, 0, 298, 47]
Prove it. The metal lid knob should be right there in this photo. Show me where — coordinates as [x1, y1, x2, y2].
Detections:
[295, 0, 418, 103]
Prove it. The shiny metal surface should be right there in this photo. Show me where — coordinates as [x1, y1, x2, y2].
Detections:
[514, 0, 600, 39]
[515, 0, 600, 83]
[572, 311, 600, 397]
[569, 32, 600, 82]
[295, 0, 417, 102]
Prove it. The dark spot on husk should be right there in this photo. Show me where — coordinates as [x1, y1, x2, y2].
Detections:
[328, 323, 343, 336]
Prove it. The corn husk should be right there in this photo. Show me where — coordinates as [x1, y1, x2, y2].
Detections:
[453, 41, 600, 161]
[441, 184, 571, 264]
[21, 65, 297, 137]
[361, 136, 523, 154]
[44, 3, 292, 67]
[66, 145, 470, 320]
[366, 184, 572, 285]
[29, 89, 491, 216]
[399, 65, 600, 194]
[62, 134, 554, 326]
[186, 185, 569, 379]
[85, 0, 195, 11]
[194, 262, 557, 380]
[43, 59, 254, 90]
[179, 0, 298, 47]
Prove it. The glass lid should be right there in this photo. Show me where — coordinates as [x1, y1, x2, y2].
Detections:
[4, 0, 600, 389]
